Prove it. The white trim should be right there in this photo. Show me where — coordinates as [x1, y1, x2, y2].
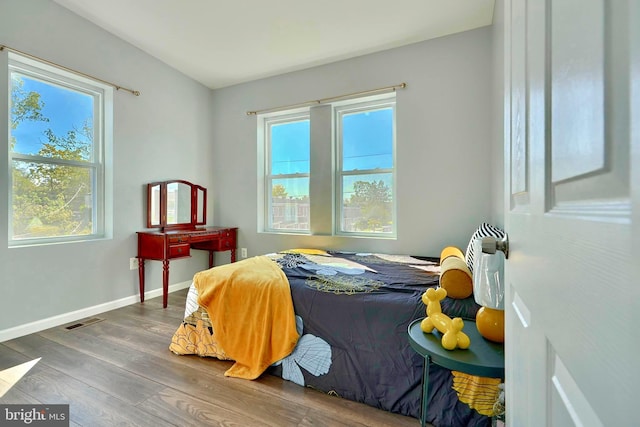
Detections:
[0, 280, 192, 343]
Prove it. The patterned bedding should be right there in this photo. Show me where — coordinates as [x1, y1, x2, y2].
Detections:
[170, 251, 495, 426]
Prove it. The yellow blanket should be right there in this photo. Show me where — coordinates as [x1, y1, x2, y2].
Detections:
[193, 256, 299, 379]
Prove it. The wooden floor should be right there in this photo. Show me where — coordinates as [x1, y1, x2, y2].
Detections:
[0, 289, 423, 427]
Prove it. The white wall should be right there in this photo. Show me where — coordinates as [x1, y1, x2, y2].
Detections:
[0, 0, 215, 335]
[210, 27, 495, 259]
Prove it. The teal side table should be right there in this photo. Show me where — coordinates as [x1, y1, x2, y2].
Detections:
[407, 318, 505, 427]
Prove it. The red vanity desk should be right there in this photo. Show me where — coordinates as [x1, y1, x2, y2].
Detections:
[137, 226, 237, 308]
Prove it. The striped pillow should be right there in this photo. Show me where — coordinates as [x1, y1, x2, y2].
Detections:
[465, 223, 506, 273]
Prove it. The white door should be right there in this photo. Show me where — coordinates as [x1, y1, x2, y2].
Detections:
[503, 0, 639, 425]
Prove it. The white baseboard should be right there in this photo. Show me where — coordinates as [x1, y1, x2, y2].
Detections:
[0, 280, 192, 343]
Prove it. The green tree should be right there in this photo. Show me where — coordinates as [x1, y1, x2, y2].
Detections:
[347, 180, 392, 232]
[10, 78, 48, 150]
[10, 78, 48, 128]
[272, 184, 288, 198]
[11, 77, 93, 239]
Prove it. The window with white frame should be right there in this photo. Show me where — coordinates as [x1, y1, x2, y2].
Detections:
[258, 93, 396, 237]
[263, 112, 310, 232]
[336, 98, 396, 236]
[8, 52, 112, 246]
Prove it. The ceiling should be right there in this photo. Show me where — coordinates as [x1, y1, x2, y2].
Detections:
[52, 0, 495, 89]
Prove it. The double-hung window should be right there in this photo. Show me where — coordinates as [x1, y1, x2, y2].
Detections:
[259, 92, 396, 238]
[8, 52, 113, 246]
[263, 112, 310, 232]
[336, 97, 396, 236]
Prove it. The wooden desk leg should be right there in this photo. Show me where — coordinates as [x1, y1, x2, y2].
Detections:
[208, 251, 214, 269]
[162, 259, 170, 308]
[137, 258, 145, 303]
[231, 249, 236, 263]
[421, 355, 431, 427]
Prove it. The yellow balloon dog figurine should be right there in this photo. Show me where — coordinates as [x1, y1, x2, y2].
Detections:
[420, 287, 471, 350]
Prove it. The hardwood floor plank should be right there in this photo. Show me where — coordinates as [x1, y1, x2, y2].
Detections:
[138, 386, 304, 427]
[1, 387, 42, 404]
[11, 367, 174, 427]
[42, 317, 174, 357]
[0, 343, 34, 369]
[4, 335, 165, 405]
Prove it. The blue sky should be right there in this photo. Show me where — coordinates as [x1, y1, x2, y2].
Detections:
[271, 108, 393, 198]
[342, 109, 393, 171]
[271, 119, 310, 175]
[11, 73, 93, 155]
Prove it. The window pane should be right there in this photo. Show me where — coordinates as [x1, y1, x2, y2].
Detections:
[12, 160, 93, 240]
[342, 108, 393, 171]
[11, 73, 94, 160]
[341, 173, 393, 233]
[270, 177, 309, 231]
[270, 120, 310, 174]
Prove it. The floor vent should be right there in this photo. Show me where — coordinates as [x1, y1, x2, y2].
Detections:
[64, 317, 104, 330]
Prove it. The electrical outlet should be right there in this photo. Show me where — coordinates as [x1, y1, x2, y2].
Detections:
[241, 248, 248, 258]
[129, 257, 137, 270]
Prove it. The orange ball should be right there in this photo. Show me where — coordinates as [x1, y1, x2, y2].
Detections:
[476, 307, 504, 343]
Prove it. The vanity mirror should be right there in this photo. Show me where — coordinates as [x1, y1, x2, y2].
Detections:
[138, 179, 237, 308]
[146, 179, 206, 230]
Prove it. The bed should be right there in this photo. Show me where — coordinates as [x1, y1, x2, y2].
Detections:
[169, 250, 498, 426]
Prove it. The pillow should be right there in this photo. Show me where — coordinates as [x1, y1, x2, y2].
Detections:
[280, 248, 331, 256]
[439, 246, 465, 263]
[465, 223, 506, 273]
[439, 256, 473, 299]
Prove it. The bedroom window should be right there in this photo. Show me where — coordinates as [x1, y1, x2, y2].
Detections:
[263, 112, 310, 232]
[258, 93, 395, 238]
[8, 52, 113, 246]
[335, 97, 396, 237]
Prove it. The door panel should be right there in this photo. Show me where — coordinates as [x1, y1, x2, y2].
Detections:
[550, 0, 605, 183]
[549, 353, 603, 426]
[550, 0, 630, 210]
[504, 0, 637, 425]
